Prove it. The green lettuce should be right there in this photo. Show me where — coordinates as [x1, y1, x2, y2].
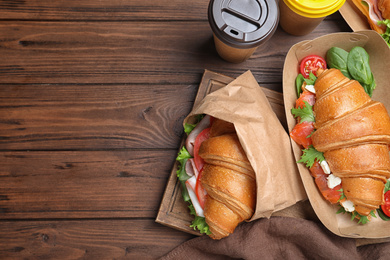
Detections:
[378, 19, 390, 47]
[291, 101, 315, 123]
[189, 205, 211, 235]
[176, 116, 211, 235]
[297, 145, 325, 168]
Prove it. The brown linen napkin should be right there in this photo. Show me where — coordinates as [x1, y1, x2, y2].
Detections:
[160, 216, 390, 260]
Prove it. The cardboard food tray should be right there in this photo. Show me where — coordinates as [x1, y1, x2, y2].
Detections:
[339, 0, 370, 32]
[283, 30, 390, 239]
[156, 69, 286, 236]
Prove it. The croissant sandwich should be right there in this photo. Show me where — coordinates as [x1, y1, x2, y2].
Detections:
[350, 0, 390, 34]
[312, 68, 390, 216]
[291, 65, 390, 222]
[176, 115, 256, 239]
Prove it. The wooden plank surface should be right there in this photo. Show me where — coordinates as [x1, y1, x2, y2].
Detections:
[0, 20, 350, 85]
[0, 219, 194, 259]
[0, 83, 197, 150]
[0, 150, 180, 219]
[0, 0, 209, 21]
[0, 1, 357, 258]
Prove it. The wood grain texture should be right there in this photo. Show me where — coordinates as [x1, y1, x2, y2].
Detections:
[0, 0, 209, 21]
[0, 83, 197, 150]
[0, 1, 355, 258]
[0, 150, 179, 219]
[0, 219, 194, 259]
[0, 81, 286, 150]
[0, 18, 351, 85]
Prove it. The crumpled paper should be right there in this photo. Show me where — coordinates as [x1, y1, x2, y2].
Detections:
[184, 70, 307, 220]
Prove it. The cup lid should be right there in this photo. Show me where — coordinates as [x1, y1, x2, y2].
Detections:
[208, 0, 279, 49]
[283, 0, 346, 18]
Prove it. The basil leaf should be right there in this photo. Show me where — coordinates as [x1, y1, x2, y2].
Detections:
[385, 179, 390, 193]
[305, 72, 317, 85]
[347, 46, 372, 86]
[360, 74, 376, 97]
[377, 208, 390, 221]
[296, 73, 305, 98]
[326, 47, 351, 78]
[368, 74, 376, 97]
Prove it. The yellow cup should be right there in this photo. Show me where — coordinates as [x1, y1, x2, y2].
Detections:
[279, 0, 346, 36]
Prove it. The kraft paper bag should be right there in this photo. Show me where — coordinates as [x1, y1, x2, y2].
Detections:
[184, 70, 307, 220]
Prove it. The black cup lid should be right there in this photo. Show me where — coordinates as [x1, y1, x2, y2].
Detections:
[208, 0, 279, 49]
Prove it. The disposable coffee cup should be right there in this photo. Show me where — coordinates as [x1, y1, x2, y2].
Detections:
[208, 0, 279, 63]
[279, 0, 345, 36]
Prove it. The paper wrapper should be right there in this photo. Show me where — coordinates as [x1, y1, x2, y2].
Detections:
[283, 30, 390, 238]
[184, 70, 307, 220]
[339, 0, 370, 32]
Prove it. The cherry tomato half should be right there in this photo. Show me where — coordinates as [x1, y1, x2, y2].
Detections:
[299, 55, 327, 78]
[381, 190, 390, 217]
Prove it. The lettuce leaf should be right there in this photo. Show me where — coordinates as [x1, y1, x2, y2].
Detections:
[378, 19, 390, 47]
[291, 101, 315, 123]
[176, 146, 191, 182]
[297, 146, 325, 168]
[337, 206, 375, 224]
[189, 205, 211, 235]
[176, 115, 211, 235]
[184, 114, 205, 134]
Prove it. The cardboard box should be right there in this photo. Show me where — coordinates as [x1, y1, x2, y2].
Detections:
[283, 30, 390, 238]
[339, 0, 370, 32]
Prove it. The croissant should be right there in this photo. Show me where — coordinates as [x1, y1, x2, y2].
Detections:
[311, 68, 390, 216]
[198, 126, 256, 240]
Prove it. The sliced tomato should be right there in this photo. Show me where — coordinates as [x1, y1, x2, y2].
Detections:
[193, 127, 210, 172]
[310, 161, 342, 204]
[195, 168, 206, 209]
[308, 160, 324, 179]
[295, 90, 316, 109]
[381, 191, 390, 217]
[289, 121, 314, 149]
[299, 55, 327, 78]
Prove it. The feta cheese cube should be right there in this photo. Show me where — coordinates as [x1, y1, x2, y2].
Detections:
[305, 84, 316, 94]
[320, 160, 331, 175]
[341, 200, 355, 212]
[327, 174, 341, 189]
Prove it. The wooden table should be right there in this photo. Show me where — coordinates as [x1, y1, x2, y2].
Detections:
[0, 1, 353, 259]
